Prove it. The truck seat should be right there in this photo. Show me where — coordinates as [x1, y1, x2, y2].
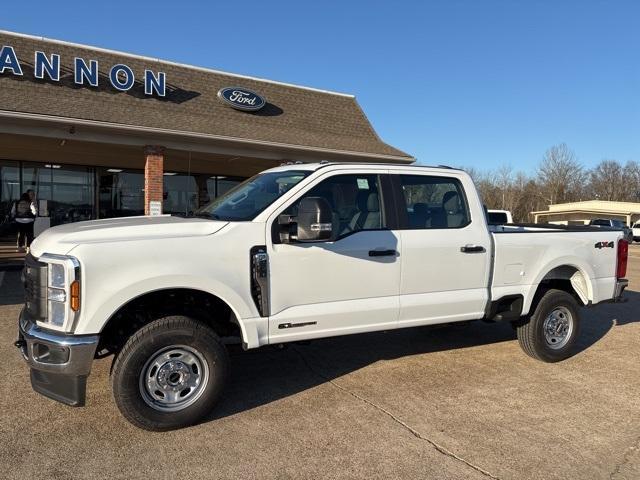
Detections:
[346, 191, 381, 232]
[410, 203, 429, 228]
[443, 191, 465, 228]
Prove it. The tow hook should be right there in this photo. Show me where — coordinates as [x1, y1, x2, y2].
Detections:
[14, 339, 28, 360]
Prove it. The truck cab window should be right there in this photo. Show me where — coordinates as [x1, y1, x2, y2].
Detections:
[399, 175, 469, 229]
[284, 174, 383, 236]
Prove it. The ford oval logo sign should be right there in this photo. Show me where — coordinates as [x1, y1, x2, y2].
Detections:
[217, 87, 266, 112]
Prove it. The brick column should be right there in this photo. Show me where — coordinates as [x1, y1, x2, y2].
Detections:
[144, 145, 165, 215]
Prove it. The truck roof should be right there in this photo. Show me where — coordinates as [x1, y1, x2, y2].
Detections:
[265, 162, 463, 174]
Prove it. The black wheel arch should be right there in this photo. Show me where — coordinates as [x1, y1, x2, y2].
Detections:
[98, 288, 241, 358]
[528, 265, 589, 315]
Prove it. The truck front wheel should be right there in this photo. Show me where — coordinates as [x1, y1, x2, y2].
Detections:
[516, 289, 581, 362]
[111, 316, 228, 431]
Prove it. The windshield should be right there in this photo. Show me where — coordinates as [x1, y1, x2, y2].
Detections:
[195, 170, 310, 221]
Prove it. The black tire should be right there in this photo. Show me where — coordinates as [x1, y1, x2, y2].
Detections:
[111, 315, 228, 431]
[516, 289, 581, 363]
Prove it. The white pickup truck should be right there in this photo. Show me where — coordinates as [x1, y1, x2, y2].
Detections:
[16, 163, 628, 430]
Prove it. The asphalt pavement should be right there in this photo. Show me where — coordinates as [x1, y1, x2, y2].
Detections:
[1, 247, 639, 479]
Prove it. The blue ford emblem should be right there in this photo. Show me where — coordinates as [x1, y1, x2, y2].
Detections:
[217, 87, 266, 112]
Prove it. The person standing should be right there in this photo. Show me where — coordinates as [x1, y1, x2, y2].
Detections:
[11, 191, 37, 252]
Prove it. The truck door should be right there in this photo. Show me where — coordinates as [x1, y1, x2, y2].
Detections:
[393, 172, 492, 326]
[266, 171, 401, 343]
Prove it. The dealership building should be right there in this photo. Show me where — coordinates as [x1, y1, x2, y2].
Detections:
[0, 30, 412, 237]
[532, 200, 640, 226]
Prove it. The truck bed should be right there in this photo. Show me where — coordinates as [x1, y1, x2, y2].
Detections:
[490, 226, 622, 315]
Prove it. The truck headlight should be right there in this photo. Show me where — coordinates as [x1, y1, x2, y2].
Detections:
[49, 262, 66, 288]
[38, 254, 81, 332]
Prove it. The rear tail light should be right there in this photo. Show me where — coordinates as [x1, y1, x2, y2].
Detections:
[617, 239, 628, 279]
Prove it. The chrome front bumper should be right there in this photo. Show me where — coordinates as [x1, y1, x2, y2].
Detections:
[17, 309, 99, 406]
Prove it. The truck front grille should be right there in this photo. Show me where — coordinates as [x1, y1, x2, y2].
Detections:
[23, 254, 47, 321]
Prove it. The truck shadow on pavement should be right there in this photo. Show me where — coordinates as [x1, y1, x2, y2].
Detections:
[206, 290, 640, 423]
[607, 290, 640, 326]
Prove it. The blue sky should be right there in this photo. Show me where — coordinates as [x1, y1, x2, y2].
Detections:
[3, 1, 639, 173]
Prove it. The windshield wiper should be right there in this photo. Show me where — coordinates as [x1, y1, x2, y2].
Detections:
[173, 212, 222, 220]
[194, 212, 222, 220]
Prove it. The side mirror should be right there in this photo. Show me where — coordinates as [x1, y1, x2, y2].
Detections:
[296, 197, 333, 242]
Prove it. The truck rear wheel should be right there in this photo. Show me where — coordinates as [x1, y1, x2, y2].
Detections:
[516, 289, 581, 362]
[111, 316, 228, 431]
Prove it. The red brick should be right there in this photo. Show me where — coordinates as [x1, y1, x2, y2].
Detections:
[143, 145, 165, 215]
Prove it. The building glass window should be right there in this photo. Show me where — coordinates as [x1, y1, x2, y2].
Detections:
[162, 174, 244, 214]
[0, 161, 20, 218]
[197, 175, 242, 209]
[0, 162, 248, 238]
[22, 163, 94, 227]
[163, 173, 198, 215]
[200, 176, 242, 206]
[21, 162, 53, 216]
[51, 166, 94, 225]
[203, 177, 217, 207]
[216, 177, 241, 197]
[0, 161, 20, 241]
[98, 168, 145, 218]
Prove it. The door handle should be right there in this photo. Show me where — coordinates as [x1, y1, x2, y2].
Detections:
[369, 249, 397, 257]
[460, 245, 486, 253]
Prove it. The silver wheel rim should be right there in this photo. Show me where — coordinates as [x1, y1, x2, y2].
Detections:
[139, 345, 209, 412]
[543, 306, 574, 350]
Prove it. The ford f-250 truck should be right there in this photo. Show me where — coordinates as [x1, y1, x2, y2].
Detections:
[16, 163, 628, 430]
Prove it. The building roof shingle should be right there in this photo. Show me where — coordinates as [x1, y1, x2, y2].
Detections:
[0, 31, 413, 162]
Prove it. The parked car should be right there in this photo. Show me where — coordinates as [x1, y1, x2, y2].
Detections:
[589, 218, 633, 243]
[632, 221, 640, 243]
[17, 163, 628, 430]
[487, 209, 514, 224]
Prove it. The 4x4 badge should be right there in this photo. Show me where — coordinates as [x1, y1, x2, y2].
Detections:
[594, 241, 614, 249]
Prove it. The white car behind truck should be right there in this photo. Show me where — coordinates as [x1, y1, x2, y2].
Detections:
[16, 163, 629, 430]
[632, 221, 640, 242]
